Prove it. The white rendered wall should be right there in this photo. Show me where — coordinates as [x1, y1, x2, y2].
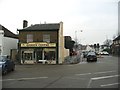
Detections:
[0, 30, 4, 55]
[3, 37, 18, 55]
[2, 36, 18, 56]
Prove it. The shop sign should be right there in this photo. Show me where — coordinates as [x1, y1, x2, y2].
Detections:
[21, 42, 56, 47]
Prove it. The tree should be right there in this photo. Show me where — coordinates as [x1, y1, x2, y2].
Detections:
[103, 39, 113, 54]
[103, 39, 112, 47]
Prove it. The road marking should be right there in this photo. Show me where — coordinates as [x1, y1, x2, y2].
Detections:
[67, 65, 74, 66]
[75, 73, 91, 76]
[101, 83, 120, 87]
[91, 75, 119, 80]
[1, 77, 48, 81]
[79, 62, 87, 64]
[75, 70, 117, 76]
[87, 75, 119, 88]
[87, 79, 92, 88]
[94, 70, 117, 74]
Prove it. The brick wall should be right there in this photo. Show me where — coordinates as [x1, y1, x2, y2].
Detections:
[19, 30, 58, 43]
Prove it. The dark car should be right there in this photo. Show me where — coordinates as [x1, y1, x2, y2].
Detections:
[82, 51, 88, 58]
[0, 55, 15, 75]
[87, 52, 97, 62]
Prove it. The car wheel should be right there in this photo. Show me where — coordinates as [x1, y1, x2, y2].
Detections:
[94, 59, 97, 62]
[87, 59, 89, 62]
[94, 60, 97, 62]
[12, 65, 15, 71]
[2, 68, 8, 75]
[45, 62, 48, 64]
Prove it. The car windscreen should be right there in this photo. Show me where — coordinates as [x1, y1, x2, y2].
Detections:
[0, 56, 7, 62]
[87, 52, 96, 56]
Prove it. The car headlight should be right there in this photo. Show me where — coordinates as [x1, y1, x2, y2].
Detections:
[0, 65, 2, 71]
[0, 65, 2, 67]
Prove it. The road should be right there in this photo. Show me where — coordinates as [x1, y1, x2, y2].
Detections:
[1, 55, 119, 88]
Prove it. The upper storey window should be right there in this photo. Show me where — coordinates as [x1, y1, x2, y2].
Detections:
[43, 34, 50, 43]
[27, 34, 33, 43]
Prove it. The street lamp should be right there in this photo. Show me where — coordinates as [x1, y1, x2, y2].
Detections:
[75, 31, 77, 45]
[75, 30, 83, 51]
[75, 30, 83, 44]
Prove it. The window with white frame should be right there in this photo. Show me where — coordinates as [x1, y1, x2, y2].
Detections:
[27, 34, 33, 43]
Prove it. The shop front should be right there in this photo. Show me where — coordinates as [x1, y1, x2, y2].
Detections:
[20, 42, 57, 64]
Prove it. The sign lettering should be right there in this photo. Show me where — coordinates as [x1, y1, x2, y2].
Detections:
[20, 42, 56, 47]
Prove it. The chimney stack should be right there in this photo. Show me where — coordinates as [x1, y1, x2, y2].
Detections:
[23, 20, 28, 28]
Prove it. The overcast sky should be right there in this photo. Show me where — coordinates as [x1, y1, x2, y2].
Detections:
[0, 0, 119, 45]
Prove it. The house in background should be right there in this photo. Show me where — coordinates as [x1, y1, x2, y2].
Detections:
[17, 20, 64, 64]
[81, 45, 94, 52]
[0, 24, 18, 60]
[86, 45, 94, 52]
[111, 35, 120, 56]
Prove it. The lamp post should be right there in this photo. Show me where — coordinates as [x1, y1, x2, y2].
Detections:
[75, 30, 77, 45]
[75, 30, 83, 51]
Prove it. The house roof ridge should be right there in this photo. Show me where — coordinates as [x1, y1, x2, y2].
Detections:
[18, 23, 60, 31]
[0, 24, 18, 39]
[113, 35, 120, 41]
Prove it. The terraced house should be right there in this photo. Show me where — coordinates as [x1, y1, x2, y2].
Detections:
[17, 20, 64, 64]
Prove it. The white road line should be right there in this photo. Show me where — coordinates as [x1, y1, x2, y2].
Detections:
[101, 83, 120, 87]
[79, 62, 87, 64]
[1, 77, 48, 81]
[67, 65, 74, 66]
[75, 73, 91, 76]
[87, 74, 119, 88]
[75, 70, 117, 76]
[87, 79, 92, 88]
[94, 70, 117, 74]
[91, 75, 119, 80]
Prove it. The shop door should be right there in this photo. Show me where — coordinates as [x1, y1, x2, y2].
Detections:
[36, 51, 42, 61]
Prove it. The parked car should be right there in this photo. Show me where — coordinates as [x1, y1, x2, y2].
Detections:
[0, 55, 15, 75]
[82, 51, 88, 58]
[102, 51, 109, 55]
[87, 52, 97, 62]
[98, 51, 109, 55]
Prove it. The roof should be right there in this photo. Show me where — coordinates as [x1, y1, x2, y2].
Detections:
[0, 24, 18, 39]
[18, 23, 60, 31]
[113, 35, 120, 41]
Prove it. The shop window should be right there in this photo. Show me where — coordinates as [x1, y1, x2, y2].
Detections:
[24, 53, 33, 60]
[44, 49, 56, 60]
[44, 51, 55, 60]
[22, 50, 34, 61]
